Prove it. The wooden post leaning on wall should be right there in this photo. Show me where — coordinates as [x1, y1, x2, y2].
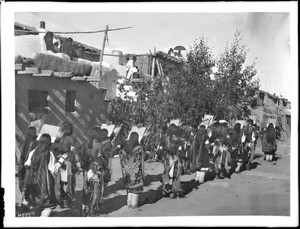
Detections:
[156, 58, 162, 76]
[151, 47, 156, 77]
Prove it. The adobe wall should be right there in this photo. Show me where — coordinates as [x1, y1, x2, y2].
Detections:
[15, 74, 108, 156]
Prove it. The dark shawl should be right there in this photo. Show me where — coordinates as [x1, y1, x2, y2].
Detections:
[262, 124, 277, 153]
[191, 129, 209, 171]
[26, 147, 56, 209]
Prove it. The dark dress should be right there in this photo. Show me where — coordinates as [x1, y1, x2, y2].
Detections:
[262, 129, 277, 155]
[18, 138, 38, 192]
[191, 131, 210, 172]
[24, 150, 57, 211]
[227, 128, 242, 163]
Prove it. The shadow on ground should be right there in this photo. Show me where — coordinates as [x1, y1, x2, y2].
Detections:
[51, 173, 165, 217]
[49, 154, 270, 217]
[249, 161, 261, 170]
[100, 174, 164, 215]
[273, 155, 281, 162]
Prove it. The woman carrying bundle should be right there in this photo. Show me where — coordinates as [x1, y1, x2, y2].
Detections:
[119, 132, 145, 208]
[240, 119, 256, 170]
[71, 142, 93, 217]
[73, 126, 104, 216]
[207, 121, 231, 179]
[158, 124, 184, 199]
[22, 133, 69, 217]
[86, 128, 118, 215]
[261, 123, 277, 162]
[55, 121, 76, 209]
[227, 122, 243, 173]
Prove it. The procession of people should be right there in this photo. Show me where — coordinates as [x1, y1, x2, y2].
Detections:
[16, 116, 279, 217]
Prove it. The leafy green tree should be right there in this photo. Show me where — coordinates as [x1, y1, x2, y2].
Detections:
[211, 30, 260, 120]
[108, 30, 259, 133]
[108, 76, 173, 129]
[166, 37, 215, 128]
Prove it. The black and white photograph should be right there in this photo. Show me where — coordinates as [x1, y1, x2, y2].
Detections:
[1, 1, 298, 227]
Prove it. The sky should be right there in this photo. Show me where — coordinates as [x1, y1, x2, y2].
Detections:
[13, 6, 293, 101]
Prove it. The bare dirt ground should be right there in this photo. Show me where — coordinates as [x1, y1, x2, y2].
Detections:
[15, 137, 291, 217]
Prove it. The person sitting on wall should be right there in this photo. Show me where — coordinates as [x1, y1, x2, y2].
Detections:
[168, 48, 175, 56]
[60, 37, 78, 60]
[53, 38, 61, 53]
[125, 55, 139, 84]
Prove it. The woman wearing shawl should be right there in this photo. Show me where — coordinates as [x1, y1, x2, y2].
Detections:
[207, 121, 231, 178]
[159, 124, 184, 199]
[240, 119, 257, 170]
[86, 128, 117, 215]
[72, 142, 93, 217]
[18, 126, 38, 205]
[262, 123, 277, 162]
[119, 132, 145, 208]
[227, 123, 243, 173]
[23, 133, 68, 217]
[55, 121, 76, 208]
[88, 128, 114, 183]
[191, 127, 210, 185]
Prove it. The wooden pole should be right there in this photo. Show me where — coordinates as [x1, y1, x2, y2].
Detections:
[151, 47, 156, 77]
[151, 57, 156, 77]
[97, 25, 109, 88]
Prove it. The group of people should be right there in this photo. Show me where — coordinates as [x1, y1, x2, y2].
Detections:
[155, 119, 278, 199]
[16, 118, 278, 217]
[16, 121, 145, 217]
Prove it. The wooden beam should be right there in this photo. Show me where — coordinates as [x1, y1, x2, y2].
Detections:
[71, 76, 87, 81]
[53, 72, 73, 78]
[97, 25, 109, 88]
[24, 67, 39, 74]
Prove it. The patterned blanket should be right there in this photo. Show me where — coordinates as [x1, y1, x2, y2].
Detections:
[120, 146, 144, 193]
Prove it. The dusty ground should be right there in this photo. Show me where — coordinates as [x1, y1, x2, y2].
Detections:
[15, 137, 290, 217]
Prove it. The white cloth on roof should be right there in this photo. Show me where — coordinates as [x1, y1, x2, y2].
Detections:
[77, 58, 113, 76]
[45, 50, 71, 61]
[15, 35, 47, 59]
